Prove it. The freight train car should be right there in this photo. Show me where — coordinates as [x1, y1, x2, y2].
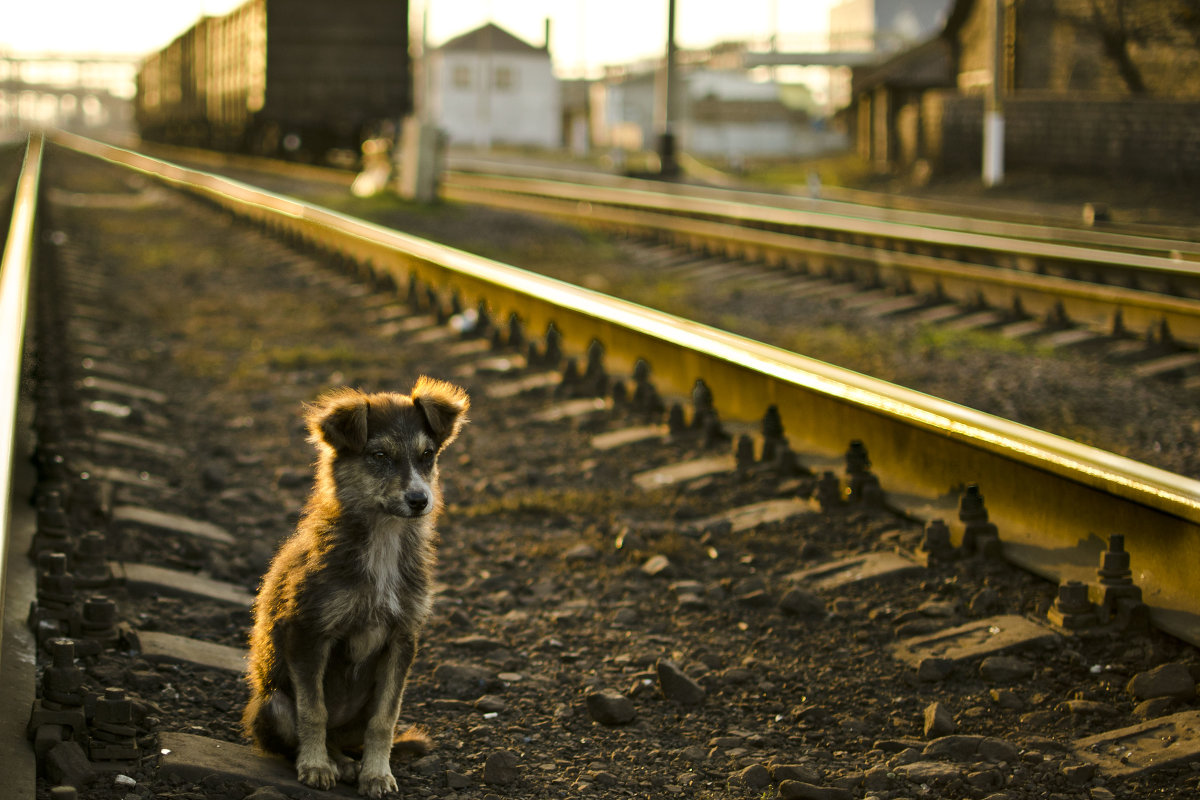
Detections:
[136, 0, 411, 162]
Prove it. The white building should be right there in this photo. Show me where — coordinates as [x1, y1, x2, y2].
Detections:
[429, 22, 560, 149]
[592, 67, 841, 161]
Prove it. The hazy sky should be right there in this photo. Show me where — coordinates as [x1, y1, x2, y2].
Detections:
[3, 0, 840, 74]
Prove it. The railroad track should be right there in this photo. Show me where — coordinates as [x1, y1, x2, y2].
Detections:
[3, 132, 1200, 799]
[440, 163, 1200, 381]
[131, 143, 1200, 384]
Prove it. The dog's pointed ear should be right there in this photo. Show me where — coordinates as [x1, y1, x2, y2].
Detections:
[307, 389, 369, 453]
[412, 376, 469, 450]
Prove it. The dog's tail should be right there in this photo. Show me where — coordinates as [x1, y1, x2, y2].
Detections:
[242, 691, 296, 758]
[394, 725, 433, 755]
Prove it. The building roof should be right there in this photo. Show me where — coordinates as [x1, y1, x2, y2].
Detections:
[850, 34, 954, 95]
[438, 22, 546, 56]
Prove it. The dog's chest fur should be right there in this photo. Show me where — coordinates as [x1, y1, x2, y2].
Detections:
[317, 515, 435, 651]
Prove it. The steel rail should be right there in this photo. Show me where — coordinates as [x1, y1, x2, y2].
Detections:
[443, 172, 1200, 290]
[447, 156, 1200, 260]
[445, 183, 1200, 349]
[52, 131, 1200, 647]
[0, 132, 42, 799]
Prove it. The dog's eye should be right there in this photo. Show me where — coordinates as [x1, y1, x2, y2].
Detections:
[421, 447, 435, 462]
[370, 451, 389, 462]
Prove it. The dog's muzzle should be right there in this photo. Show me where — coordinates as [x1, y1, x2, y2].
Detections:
[383, 489, 430, 517]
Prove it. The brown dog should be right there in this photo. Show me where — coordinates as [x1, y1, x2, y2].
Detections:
[243, 378, 468, 797]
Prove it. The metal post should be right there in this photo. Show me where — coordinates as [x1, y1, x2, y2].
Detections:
[657, 0, 680, 178]
[982, 0, 1005, 186]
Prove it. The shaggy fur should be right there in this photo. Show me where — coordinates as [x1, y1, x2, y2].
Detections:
[243, 378, 468, 797]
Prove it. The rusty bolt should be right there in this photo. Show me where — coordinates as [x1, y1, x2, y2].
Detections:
[82, 596, 117, 629]
[507, 313, 525, 351]
[1097, 534, 1132, 584]
[1048, 580, 1097, 630]
[43, 638, 84, 701]
[735, 435, 756, 471]
[542, 323, 562, 366]
[921, 519, 953, 556]
[816, 471, 842, 512]
[76, 530, 107, 563]
[958, 484, 989, 523]
[1056, 580, 1092, 614]
[844, 440, 871, 476]
[761, 405, 784, 441]
[94, 688, 132, 726]
[667, 403, 686, 436]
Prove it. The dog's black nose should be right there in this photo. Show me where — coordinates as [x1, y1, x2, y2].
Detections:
[404, 490, 429, 512]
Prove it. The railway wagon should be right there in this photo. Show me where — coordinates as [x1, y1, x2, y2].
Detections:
[135, 0, 411, 161]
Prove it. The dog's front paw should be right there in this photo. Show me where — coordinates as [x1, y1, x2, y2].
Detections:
[296, 755, 340, 791]
[358, 769, 398, 798]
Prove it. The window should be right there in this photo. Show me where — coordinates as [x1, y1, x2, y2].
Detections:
[452, 65, 471, 88]
[494, 66, 514, 91]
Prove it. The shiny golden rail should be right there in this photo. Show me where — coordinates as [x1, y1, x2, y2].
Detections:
[49, 131, 1200, 647]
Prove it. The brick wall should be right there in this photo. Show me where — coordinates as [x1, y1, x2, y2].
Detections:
[920, 92, 1200, 180]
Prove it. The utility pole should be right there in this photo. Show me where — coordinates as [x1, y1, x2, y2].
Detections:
[982, 0, 1005, 186]
[657, 0, 681, 178]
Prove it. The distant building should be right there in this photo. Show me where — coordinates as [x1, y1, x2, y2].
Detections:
[429, 22, 560, 149]
[828, 0, 955, 110]
[592, 66, 842, 161]
[848, 0, 1200, 180]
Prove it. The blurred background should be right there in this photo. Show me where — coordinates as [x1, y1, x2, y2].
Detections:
[3, 1, 1198, 189]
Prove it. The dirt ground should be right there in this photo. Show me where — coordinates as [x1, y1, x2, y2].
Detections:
[29, 147, 1200, 800]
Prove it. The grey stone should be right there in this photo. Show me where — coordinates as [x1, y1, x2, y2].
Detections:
[657, 659, 706, 705]
[411, 755, 443, 776]
[475, 695, 507, 713]
[978, 737, 1020, 763]
[585, 688, 636, 725]
[989, 688, 1024, 709]
[966, 768, 1003, 790]
[771, 763, 820, 783]
[862, 765, 890, 791]
[641, 554, 673, 577]
[613, 607, 639, 627]
[1059, 699, 1119, 717]
[968, 587, 1001, 616]
[894, 760, 964, 783]
[924, 701, 956, 738]
[434, 662, 493, 698]
[916, 657, 954, 681]
[482, 749, 520, 785]
[1134, 696, 1178, 719]
[917, 599, 958, 617]
[244, 788, 289, 800]
[779, 587, 826, 618]
[563, 543, 599, 562]
[1062, 762, 1097, 784]
[1127, 663, 1196, 701]
[45, 740, 95, 787]
[450, 635, 507, 652]
[923, 734, 985, 760]
[979, 655, 1034, 683]
[731, 764, 770, 789]
[778, 780, 853, 800]
[446, 770, 471, 789]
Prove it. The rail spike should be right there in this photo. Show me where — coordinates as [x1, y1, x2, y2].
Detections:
[844, 440, 883, 508]
[506, 313, 526, 352]
[530, 322, 563, 369]
[631, 359, 665, 418]
[957, 484, 1002, 558]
